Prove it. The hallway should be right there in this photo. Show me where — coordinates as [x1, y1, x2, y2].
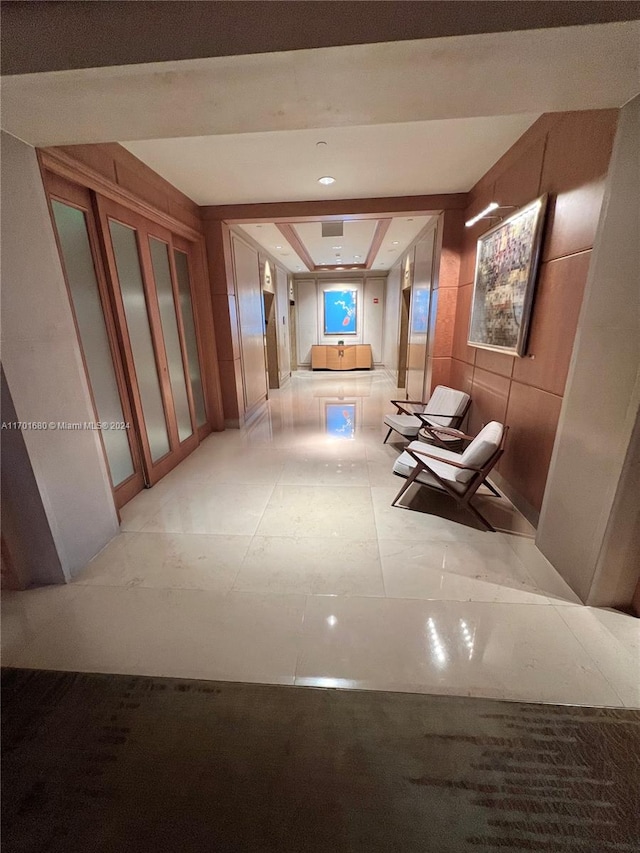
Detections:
[2, 370, 638, 707]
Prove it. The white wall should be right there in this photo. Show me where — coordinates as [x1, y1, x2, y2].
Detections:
[382, 262, 402, 373]
[275, 264, 291, 382]
[362, 278, 385, 363]
[1, 131, 120, 581]
[537, 95, 640, 606]
[295, 279, 318, 366]
[295, 274, 387, 365]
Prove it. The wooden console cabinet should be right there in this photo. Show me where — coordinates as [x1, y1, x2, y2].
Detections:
[311, 344, 372, 370]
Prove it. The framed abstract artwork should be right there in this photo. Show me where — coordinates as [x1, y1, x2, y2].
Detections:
[468, 195, 548, 357]
[324, 289, 357, 335]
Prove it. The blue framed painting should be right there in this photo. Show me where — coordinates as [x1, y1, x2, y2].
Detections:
[324, 289, 357, 335]
[325, 403, 356, 440]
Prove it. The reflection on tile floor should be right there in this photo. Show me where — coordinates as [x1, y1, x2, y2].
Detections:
[3, 371, 639, 707]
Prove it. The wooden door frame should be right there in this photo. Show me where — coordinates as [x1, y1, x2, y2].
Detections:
[146, 220, 199, 450]
[173, 235, 214, 440]
[42, 171, 145, 509]
[37, 147, 224, 437]
[95, 195, 197, 485]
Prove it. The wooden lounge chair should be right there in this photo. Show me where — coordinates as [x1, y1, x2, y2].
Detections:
[383, 385, 470, 445]
[391, 421, 508, 531]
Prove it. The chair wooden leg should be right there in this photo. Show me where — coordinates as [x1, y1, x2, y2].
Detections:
[391, 467, 422, 507]
[462, 499, 496, 532]
[383, 427, 394, 444]
[485, 479, 501, 497]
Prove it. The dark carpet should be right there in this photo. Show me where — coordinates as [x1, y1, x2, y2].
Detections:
[2, 668, 639, 852]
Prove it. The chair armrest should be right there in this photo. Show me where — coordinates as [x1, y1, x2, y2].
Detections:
[390, 399, 426, 415]
[415, 415, 474, 440]
[407, 447, 483, 473]
[416, 413, 463, 421]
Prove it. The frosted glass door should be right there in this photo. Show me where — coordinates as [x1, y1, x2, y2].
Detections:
[149, 238, 193, 442]
[51, 201, 135, 487]
[109, 221, 171, 462]
[173, 249, 207, 427]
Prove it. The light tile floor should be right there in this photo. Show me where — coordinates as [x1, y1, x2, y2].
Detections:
[3, 370, 639, 707]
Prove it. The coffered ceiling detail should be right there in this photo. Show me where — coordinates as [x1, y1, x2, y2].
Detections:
[238, 215, 433, 273]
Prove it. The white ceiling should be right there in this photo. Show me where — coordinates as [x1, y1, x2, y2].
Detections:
[237, 223, 306, 272]
[238, 216, 434, 273]
[2, 23, 638, 147]
[1, 21, 636, 214]
[120, 115, 539, 205]
[293, 220, 377, 266]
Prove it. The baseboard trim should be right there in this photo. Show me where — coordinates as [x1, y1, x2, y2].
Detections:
[491, 471, 540, 529]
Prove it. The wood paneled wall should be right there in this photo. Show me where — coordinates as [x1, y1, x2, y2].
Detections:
[446, 110, 619, 519]
[53, 144, 201, 231]
[40, 142, 225, 436]
[426, 209, 464, 394]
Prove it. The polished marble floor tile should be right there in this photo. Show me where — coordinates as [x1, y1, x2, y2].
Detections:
[554, 605, 640, 707]
[9, 586, 306, 685]
[256, 484, 377, 540]
[295, 595, 625, 706]
[141, 483, 275, 535]
[279, 455, 370, 487]
[76, 531, 252, 592]
[371, 486, 491, 543]
[4, 369, 635, 711]
[119, 479, 177, 532]
[505, 535, 582, 604]
[366, 460, 403, 488]
[1, 584, 85, 666]
[378, 539, 551, 604]
[233, 536, 385, 596]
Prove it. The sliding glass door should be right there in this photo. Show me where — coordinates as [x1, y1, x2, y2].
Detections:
[47, 176, 145, 507]
[97, 198, 200, 485]
[46, 173, 210, 504]
[172, 237, 208, 429]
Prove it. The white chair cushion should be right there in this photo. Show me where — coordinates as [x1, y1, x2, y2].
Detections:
[392, 448, 466, 494]
[424, 386, 470, 427]
[405, 440, 464, 465]
[383, 413, 422, 437]
[457, 421, 504, 483]
[384, 386, 469, 439]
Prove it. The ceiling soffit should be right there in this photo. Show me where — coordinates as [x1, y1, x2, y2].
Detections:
[239, 215, 434, 273]
[2, 24, 638, 146]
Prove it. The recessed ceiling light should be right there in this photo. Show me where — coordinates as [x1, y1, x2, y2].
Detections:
[392, 241, 399, 245]
[354, 255, 361, 259]
[316, 141, 327, 148]
[318, 176, 335, 185]
[332, 245, 342, 249]
[275, 245, 282, 249]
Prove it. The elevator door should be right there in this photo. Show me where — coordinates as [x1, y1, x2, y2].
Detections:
[406, 226, 437, 402]
[97, 198, 199, 485]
